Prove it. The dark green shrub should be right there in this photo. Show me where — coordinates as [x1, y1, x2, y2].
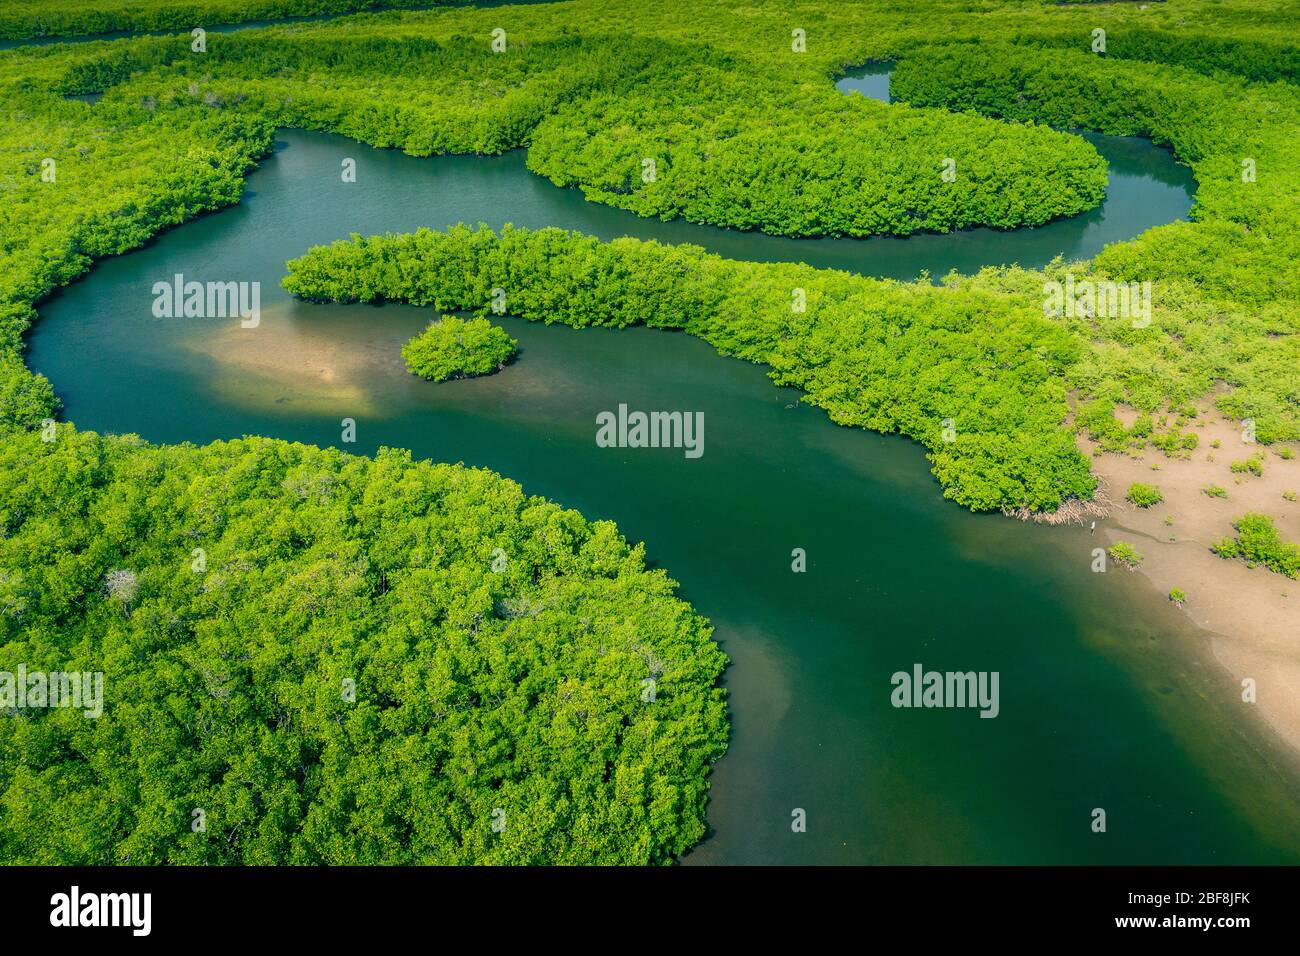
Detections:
[402, 315, 517, 382]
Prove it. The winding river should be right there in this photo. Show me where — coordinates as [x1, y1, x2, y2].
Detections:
[27, 70, 1300, 863]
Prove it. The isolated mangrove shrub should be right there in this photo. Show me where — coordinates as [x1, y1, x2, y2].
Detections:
[1230, 457, 1264, 478]
[1108, 541, 1144, 569]
[1211, 513, 1300, 578]
[1125, 483, 1163, 508]
[402, 315, 517, 382]
[0, 429, 728, 864]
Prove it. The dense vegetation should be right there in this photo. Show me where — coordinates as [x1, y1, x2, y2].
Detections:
[402, 315, 517, 381]
[1212, 513, 1300, 579]
[0, 428, 728, 863]
[523, 52, 1106, 237]
[42, 29, 1109, 236]
[2, 0, 1300, 863]
[2, 1, 1296, 455]
[285, 224, 1096, 513]
[0, 87, 275, 429]
[0, 0, 457, 41]
[896, 43, 1300, 447]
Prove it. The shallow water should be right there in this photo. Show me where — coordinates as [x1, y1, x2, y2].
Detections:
[26, 120, 1300, 864]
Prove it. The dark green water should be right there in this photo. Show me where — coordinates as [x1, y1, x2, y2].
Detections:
[27, 121, 1300, 864]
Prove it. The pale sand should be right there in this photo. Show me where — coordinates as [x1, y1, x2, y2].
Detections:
[181, 304, 403, 418]
[1079, 410, 1300, 753]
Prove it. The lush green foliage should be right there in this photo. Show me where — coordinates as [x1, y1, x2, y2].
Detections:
[402, 315, 517, 382]
[1108, 541, 1143, 569]
[524, 50, 1106, 237]
[896, 43, 1300, 447]
[1126, 482, 1163, 508]
[1169, 587, 1186, 606]
[0, 0, 456, 40]
[0, 0, 1298, 867]
[0, 83, 274, 429]
[2, 0, 1296, 464]
[53, 28, 1107, 237]
[285, 224, 1096, 513]
[1211, 513, 1300, 578]
[0, 427, 728, 863]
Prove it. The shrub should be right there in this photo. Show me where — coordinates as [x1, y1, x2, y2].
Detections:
[1108, 541, 1144, 569]
[1126, 482, 1164, 508]
[1211, 513, 1300, 578]
[401, 315, 517, 383]
[1203, 484, 1229, 499]
[1169, 587, 1186, 606]
[1151, 429, 1199, 456]
[1230, 457, 1264, 477]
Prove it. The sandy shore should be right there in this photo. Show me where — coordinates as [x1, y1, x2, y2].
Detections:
[1079, 409, 1300, 753]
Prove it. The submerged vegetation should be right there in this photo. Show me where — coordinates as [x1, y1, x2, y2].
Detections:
[0, 428, 728, 863]
[402, 314, 517, 382]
